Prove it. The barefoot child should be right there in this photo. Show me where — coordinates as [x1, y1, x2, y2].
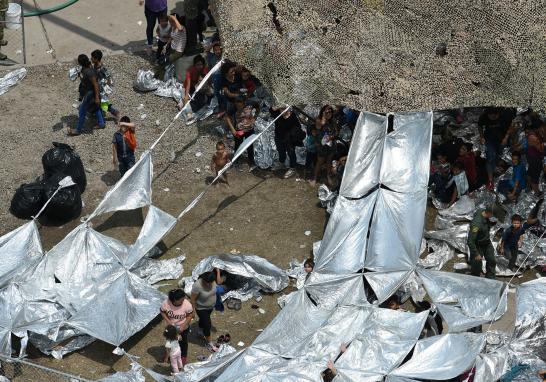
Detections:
[211, 141, 230, 184]
[163, 325, 183, 375]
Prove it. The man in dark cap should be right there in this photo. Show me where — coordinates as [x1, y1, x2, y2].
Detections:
[467, 205, 496, 279]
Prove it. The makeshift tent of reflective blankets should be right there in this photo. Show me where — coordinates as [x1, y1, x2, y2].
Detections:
[0, 111, 544, 382]
[174, 112, 546, 382]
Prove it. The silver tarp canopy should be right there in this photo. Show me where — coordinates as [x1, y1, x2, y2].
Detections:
[67, 270, 165, 347]
[511, 277, 546, 364]
[390, 333, 486, 379]
[316, 111, 433, 273]
[0, 221, 43, 288]
[182, 254, 289, 298]
[417, 269, 508, 331]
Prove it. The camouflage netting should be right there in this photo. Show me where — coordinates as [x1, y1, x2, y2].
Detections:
[211, 0, 546, 113]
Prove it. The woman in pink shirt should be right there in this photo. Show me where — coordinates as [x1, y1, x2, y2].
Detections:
[160, 289, 193, 366]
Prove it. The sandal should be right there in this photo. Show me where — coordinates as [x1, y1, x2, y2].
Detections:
[217, 335, 225, 344]
[224, 333, 231, 343]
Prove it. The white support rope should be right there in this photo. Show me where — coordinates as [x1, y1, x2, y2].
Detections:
[176, 106, 291, 221]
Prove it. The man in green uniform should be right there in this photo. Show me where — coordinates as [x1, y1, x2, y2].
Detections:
[0, 0, 8, 61]
[467, 206, 497, 279]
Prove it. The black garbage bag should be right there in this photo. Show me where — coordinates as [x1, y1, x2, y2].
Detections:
[42, 142, 87, 193]
[10, 182, 46, 220]
[40, 173, 82, 225]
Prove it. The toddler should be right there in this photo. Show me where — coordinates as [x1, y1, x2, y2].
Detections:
[211, 141, 230, 184]
[163, 325, 183, 375]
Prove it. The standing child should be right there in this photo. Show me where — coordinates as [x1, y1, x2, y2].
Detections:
[112, 116, 137, 176]
[211, 141, 230, 184]
[91, 49, 120, 122]
[163, 325, 184, 375]
[155, 13, 172, 62]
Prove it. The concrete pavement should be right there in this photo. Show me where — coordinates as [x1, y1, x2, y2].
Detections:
[3, 0, 185, 65]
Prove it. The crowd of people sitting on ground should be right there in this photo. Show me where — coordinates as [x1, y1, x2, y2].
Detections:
[429, 107, 546, 206]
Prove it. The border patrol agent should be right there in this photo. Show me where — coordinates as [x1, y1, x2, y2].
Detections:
[467, 206, 496, 279]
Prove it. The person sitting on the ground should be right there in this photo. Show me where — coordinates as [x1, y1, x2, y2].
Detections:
[182, 54, 210, 112]
[224, 96, 257, 172]
[211, 141, 230, 185]
[218, 61, 242, 115]
[240, 67, 258, 98]
[205, 42, 223, 113]
[439, 126, 463, 164]
[497, 151, 526, 202]
[499, 214, 529, 272]
[68, 54, 104, 136]
[91, 49, 120, 122]
[155, 13, 172, 62]
[326, 156, 348, 192]
[429, 151, 454, 203]
[457, 143, 478, 190]
[446, 161, 469, 206]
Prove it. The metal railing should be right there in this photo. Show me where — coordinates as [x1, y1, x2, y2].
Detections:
[0, 355, 94, 382]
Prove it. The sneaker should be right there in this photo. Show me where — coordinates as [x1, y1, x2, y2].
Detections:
[206, 342, 218, 352]
[284, 168, 296, 179]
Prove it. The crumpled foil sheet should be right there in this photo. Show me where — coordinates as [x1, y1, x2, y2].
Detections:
[98, 362, 145, 382]
[0, 68, 27, 96]
[285, 258, 307, 290]
[400, 271, 426, 302]
[154, 78, 185, 102]
[180, 254, 289, 303]
[132, 255, 185, 285]
[68, 67, 80, 81]
[424, 223, 470, 254]
[192, 96, 217, 121]
[318, 184, 338, 214]
[253, 117, 279, 169]
[434, 195, 476, 221]
[133, 69, 162, 92]
[418, 239, 454, 270]
[29, 328, 95, 360]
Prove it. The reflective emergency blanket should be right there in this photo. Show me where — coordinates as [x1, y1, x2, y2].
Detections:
[181, 254, 289, 302]
[0, 68, 26, 96]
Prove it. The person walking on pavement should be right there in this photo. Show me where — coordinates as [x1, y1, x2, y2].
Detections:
[467, 206, 497, 279]
[0, 0, 9, 61]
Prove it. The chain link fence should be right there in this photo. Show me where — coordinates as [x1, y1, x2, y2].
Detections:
[0, 356, 93, 382]
[0, 0, 25, 65]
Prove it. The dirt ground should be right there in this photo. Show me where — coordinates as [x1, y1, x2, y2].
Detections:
[0, 55, 539, 381]
[0, 54, 325, 380]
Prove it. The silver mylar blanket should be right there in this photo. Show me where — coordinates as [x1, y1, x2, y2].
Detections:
[181, 254, 289, 302]
[0, 68, 26, 96]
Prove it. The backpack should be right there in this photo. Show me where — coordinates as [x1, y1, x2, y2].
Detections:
[124, 130, 137, 152]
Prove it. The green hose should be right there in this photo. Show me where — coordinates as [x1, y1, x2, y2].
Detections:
[23, 0, 79, 17]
